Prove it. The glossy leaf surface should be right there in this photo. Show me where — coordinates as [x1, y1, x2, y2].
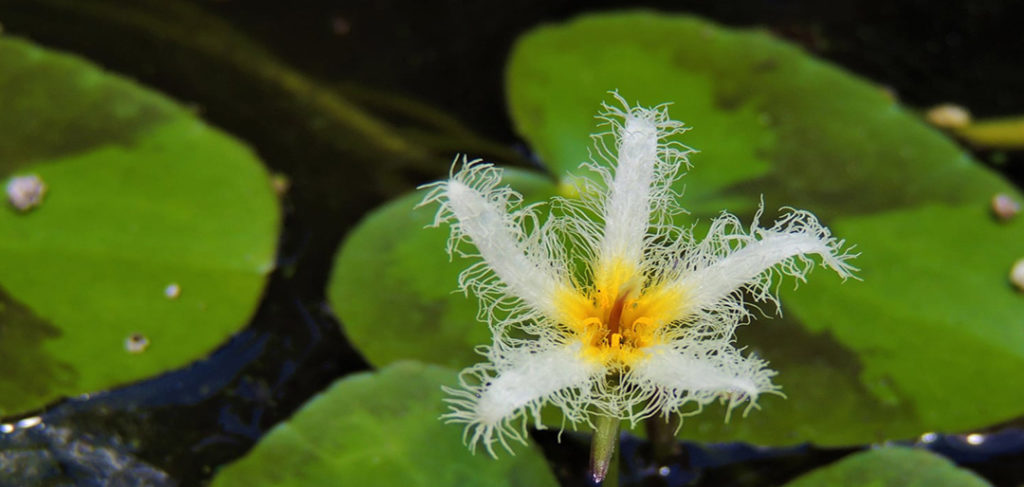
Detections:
[782, 447, 991, 487]
[210, 362, 559, 487]
[0, 37, 279, 415]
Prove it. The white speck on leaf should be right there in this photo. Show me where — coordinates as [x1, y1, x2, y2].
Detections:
[991, 193, 1020, 222]
[1010, 259, 1024, 292]
[125, 333, 150, 353]
[6, 174, 47, 212]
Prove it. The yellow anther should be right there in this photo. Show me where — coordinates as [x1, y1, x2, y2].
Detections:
[625, 317, 657, 348]
[632, 317, 654, 332]
[610, 333, 622, 349]
[582, 317, 603, 329]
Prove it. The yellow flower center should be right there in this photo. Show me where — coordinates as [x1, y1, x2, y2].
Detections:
[557, 259, 686, 367]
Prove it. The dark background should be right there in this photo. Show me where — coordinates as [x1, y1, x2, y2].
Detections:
[203, 1, 1024, 137]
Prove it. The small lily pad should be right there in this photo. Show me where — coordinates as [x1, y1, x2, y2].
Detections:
[210, 361, 560, 487]
[0, 37, 279, 415]
[781, 447, 991, 487]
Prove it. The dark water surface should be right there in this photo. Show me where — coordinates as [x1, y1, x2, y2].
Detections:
[0, 1, 1022, 486]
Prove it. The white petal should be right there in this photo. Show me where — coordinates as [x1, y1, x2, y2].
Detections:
[420, 159, 569, 321]
[598, 111, 659, 266]
[674, 208, 857, 316]
[443, 343, 602, 457]
[631, 342, 779, 418]
[594, 96, 691, 271]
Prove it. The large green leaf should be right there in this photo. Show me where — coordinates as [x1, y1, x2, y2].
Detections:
[781, 447, 991, 487]
[504, 12, 1024, 445]
[328, 169, 559, 370]
[0, 37, 279, 415]
[506, 12, 1000, 219]
[210, 361, 559, 487]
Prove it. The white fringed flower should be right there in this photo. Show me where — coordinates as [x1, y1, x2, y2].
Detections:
[419, 94, 857, 457]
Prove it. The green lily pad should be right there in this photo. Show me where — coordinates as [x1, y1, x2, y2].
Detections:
[507, 12, 1003, 219]
[503, 12, 1024, 446]
[0, 37, 279, 415]
[328, 169, 559, 370]
[210, 361, 560, 487]
[781, 447, 991, 487]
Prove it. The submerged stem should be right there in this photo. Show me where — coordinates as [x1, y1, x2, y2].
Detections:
[590, 415, 621, 485]
[645, 414, 682, 464]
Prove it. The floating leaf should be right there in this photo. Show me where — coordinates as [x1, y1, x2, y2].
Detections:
[505, 12, 1024, 445]
[0, 37, 279, 415]
[328, 169, 558, 370]
[210, 361, 559, 487]
[781, 447, 991, 487]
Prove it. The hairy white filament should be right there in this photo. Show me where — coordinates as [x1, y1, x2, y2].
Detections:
[590, 94, 692, 273]
[598, 114, 658, 266]
[420, 159, 570, 323]
[674, 208, 858, 317]
[442, 343, 602, 456]
[632, 343, 781, 420]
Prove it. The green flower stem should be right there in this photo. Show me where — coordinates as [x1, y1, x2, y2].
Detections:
[590, 415, 620, 485]
[606, 436, 621, 487]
